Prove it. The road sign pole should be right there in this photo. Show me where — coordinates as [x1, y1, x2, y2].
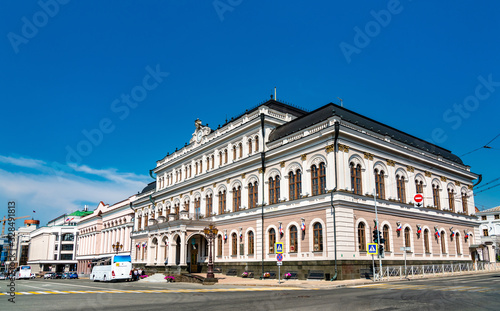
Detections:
[374, 189, 382, 281]
[278, 263, 281, 284]
[372, 254, 375, 282]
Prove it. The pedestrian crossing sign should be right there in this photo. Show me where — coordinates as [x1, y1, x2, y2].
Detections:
[275, 243, 284, 254]
[367, 243, 378, 255]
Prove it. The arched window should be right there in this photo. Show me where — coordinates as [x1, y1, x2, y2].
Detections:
[194, 198, 200, 218]
[232, 186, 241, 212]
[350, 162, 362, 195]
[206, 194, 213, 216]
[239, 144, 243, 158]
[269, 228, 276, 254]
[311, 163, 326, 196]
[248, 231, 254, 255]
[199, 160, 202, 173]
[290, 226, 298, 253]
[269, 176, 280, 204]
[375, 169, 385, 199]
[137, 215, 142, 230]
[232, 145, 237, 160]
[211, 155, 215, 169]
[288, 170, 302, 200]
[248, 139, 253, 154]
[224, 149, 228, 164]
[448, 189, 455, 212]
[396, 175, 406, 203]
[416, 180, 423, 194]
[440, 231, 446, 253]
[255, 136, 259, 152]
[383, 225, 390, 252]
[219, 152, 223, 166]
[455, 232, 461, 254]
[433, 185, 440, 208]
[217, 235, 222, 257]
[218, 190, 226, 214]
[424, 229, 430, 253]
[404, 227, 411, 251]
[248, 181, 258, 208]
[231, 233, 237, 256]
[461, 192, 468, 213]
[358, 223, 366, 251]
[313, 223, 323, 252]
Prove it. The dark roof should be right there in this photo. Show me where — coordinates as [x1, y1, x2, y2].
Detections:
[141, 181, 156, 194]
[269, 102, 464, 165]
[222, 99, 308, 127]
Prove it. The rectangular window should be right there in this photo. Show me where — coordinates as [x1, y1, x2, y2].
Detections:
[481, 215, 487, 221]
[60, 254, 73, 260]
[55, 244, 58, 251]
[483, 229, 489, 237]
[61, 244, 74, 251]
[495, 215, 499, 220]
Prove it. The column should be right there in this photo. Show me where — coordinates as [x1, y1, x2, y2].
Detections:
[302, 156, 310, 196]
[242, 183, 248, 209]
[179, 232, 187, 266]
[326, 145, 335, 191]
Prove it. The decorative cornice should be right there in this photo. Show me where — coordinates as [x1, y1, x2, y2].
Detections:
[280, 161, 286, 168]
[301, 154, 307, 161]
[226, 178, 231, 184]
[468, 185, 473, 190]
[326, 145, 335, 153]
[258, 168, 264, 174]
[425, 171, 432, 177]
[386, 159, 395, 167]
[241, 173, 246, 179]
[338, 144, 349, 152]
[406, 165, 415, 173]
[455, 180, 461, 186]
[440, 176, 447, 182]
[363, 152, 374, 160]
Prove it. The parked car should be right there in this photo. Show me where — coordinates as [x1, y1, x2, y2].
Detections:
[51, 273, 63, 279]
[43, 273, 53, 279]
[69, 272, 78, 279]
[62, 272, 71, 279]
[0, 273, 6, 280]
[30, 273, 36, 279]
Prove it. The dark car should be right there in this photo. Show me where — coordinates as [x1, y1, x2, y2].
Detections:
[69, 273, 78, 279]
[51, 273, 63, 279]
[62, 272, 71, 279]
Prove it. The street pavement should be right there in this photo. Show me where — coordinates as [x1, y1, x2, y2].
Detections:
[2, 271, 500, 310]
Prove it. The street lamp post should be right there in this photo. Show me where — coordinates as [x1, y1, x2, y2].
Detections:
[203, 223, 218, 279]
[112, 242, 123, 254]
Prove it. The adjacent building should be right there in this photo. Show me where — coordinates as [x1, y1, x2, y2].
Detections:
[28, 210, 91, 274]
[476, 206, 500, 262]
[76, 196, 136, 275]
[130, 99, 480, 279]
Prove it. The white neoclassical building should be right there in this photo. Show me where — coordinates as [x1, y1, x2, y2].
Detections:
[76, 196, 136, 275]
[131, 99, 480, 279]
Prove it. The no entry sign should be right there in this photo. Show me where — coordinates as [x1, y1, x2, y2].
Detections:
[414, 194, 424, 207]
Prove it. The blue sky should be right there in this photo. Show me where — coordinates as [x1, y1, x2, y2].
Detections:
[1, 0, 499, 227]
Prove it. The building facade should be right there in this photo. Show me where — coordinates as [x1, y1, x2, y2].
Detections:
[476, 206, 500, 262]
[131, 100, 480, 279]
[28, 211, 91, 274]
[76, 197, 136, 275]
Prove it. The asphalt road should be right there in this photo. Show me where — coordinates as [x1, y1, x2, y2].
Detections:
[2, 273, 500, 311]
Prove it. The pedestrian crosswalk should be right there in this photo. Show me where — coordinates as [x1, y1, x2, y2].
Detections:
[0, 287, 308, 296]
[354, 283, 500, 293]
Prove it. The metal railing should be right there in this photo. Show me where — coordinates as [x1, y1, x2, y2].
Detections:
[375, 262, 500, 281]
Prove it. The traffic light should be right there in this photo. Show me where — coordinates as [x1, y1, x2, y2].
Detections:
[379, 244, 384, 258]
[379, 231, 385, 245]
[373, 229, 379, 243]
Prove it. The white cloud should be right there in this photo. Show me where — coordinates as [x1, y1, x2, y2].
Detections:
[0, 155, 150, 226]
[0, 155, 46, 169]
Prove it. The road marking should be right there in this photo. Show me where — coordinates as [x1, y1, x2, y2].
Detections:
[0, 287, 308, 296]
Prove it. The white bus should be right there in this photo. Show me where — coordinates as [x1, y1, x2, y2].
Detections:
[90, 255, 132, 282]
[14, 265, 32, 280]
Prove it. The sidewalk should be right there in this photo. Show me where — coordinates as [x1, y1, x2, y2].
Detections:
[191, 273, 375, 289]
